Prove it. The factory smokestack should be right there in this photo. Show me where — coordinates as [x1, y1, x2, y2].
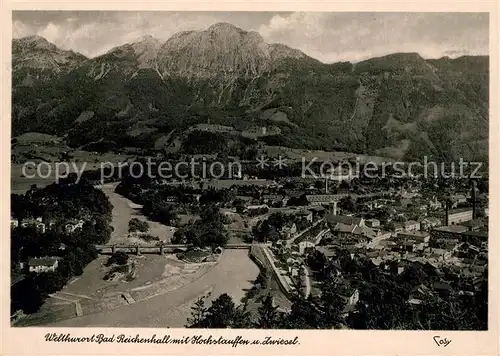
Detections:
[445, 199, 449, 226]
[472, 180, 477, 219]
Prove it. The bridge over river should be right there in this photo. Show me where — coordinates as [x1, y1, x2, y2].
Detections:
[95, 243, 270, 255]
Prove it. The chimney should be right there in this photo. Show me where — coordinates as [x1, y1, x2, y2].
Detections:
[332, 201, 338, 216]
[445, 199, 449, 226]
[325, 178, 329, 194]
[471, 180, 477, 220]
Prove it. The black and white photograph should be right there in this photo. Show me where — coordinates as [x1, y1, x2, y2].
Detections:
[9, 11, 490, 332]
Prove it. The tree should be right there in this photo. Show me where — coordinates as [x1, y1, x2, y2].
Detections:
[233, 198, 246, 214]
[106, 251, 129, 266]
[307, 250, 327, 271]
[257, 294, 280, 329]
[128, 218, 149, 233]
[200, 293, 237, 328]
[339, 196, 356, 213]
[186, 295, 207, 328]
[287, 194, 309, 206]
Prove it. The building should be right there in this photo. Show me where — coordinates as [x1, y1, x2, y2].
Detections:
[296, 210, 313, 223]
[397, 230, 431, 244]
[299, 240, 316, 255]
[306, 194, 347, 206]
[65, 220, 85, 234]
[10, 218, 19, 228]
[427, 248, 453, 261]
[431, 225, 468, 242]
[420, 217, 442, 231]
[447, 208, 473, 225]
[280, 223, 297, 239]
[28, 257, 60, 273]
[308, 205, 326, 219]
[459, 219, 484, 232]
[20, 219, 46, 234]
[327, 214, 365, 227]
[365, 218, 380, 228]
[428, 196, 442, 210]
[261, 195, 285, 206]
[451, 194, 468, 207]
[403, 220, 420, 232]
[461, 230, 488, 244]
[190, 123, 236, 134]
[408, 284, 434, 305]
[338, 284, 360, 306]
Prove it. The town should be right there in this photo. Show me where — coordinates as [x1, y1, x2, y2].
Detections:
[10, 155, 489, 330]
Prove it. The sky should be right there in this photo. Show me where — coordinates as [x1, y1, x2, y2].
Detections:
[12, 11, 489, 63]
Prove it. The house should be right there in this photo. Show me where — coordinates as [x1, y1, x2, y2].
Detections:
[431, 225, 468, 241]
[190, 123, 236, 134]
[427, 248, 453, 261]
[306, 194, 347, 206]
[245, 204, 269, 211]
[459, 219, 484, 232]
[296, 210, 313, 223]
[20, 218, 46, 233]
[331, 223, 357, 238]
[447, 208, 473, 225]
[428, 196, 442, 210]
[299, 240, 315, 255]
[308, 205, 326, 219]
[433, 282, 453, 297]
[387, 260, 405, 275]
[280, 223, 297, 239]
[451, 193, 468, 207]
[65, 220, 85, 234]
[338, 284, 360, 306]
[315, 246, 338, 258]
[352, 225, 378, 241]
[392, 222, 404, 233]
[397, 231, 431, 244]
[404, 220, 420, 232]
[408, 284, 434, 305]
[420, 217, 442, 231]
[454, 242, 480, 259]
[28, 257, 60, 273]
[327, 214, 365, 227]
[461, 230, 488, 244]
[365, 218, 380, 228]
[261, 195, 285, 207]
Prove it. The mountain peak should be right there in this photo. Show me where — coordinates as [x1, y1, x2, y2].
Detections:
[15, 35, 56, 51]
[207, 22, 246, 35]
[132, 35, 160, 45]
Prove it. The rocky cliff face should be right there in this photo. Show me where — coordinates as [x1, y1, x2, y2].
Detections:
[12, 35, 87, 85]
[11, 23, 489, 162]
[156, 22, 308, 78]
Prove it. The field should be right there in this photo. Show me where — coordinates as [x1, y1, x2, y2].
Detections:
[11, 152, 133, 194]
[263, 145, 395, 164]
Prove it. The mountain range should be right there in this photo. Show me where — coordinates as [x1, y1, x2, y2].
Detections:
[12, 22, 489, 162]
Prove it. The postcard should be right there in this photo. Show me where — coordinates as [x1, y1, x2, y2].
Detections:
[2, 2, 498, 355]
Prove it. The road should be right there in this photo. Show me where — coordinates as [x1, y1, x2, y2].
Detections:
[50, 250, 259, 327]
